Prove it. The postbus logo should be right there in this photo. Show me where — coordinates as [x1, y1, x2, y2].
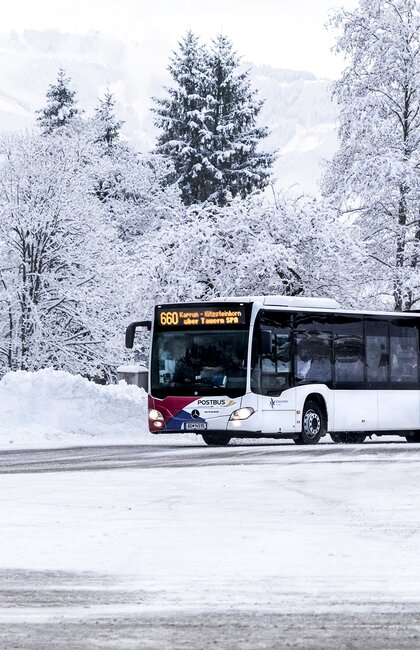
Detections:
[197, 399, 235, 407]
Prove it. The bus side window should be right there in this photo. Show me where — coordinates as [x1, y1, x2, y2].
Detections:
[294, 314, 333, 386]
[260, 331, 291, 394]
[334, 317, 364, 387]
[365, 319, 389, 386]
[389, 320, 419, 386]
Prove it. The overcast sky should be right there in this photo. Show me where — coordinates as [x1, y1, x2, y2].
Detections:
[3, 0, 358, 79]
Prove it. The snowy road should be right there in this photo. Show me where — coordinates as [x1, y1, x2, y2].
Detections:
[0, 439, 416, 472]
[1, 441, 420, 648]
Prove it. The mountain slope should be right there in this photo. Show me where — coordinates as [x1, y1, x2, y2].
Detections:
[0, 29, 338, 194]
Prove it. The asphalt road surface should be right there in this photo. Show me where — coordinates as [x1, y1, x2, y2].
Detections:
[1, 440, 419, 649]
[0, 438, 414, 473]
[2, 606, 420, 649]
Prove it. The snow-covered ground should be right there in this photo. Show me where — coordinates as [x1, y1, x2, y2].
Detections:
[1, 369, 420, 623]
[1, 447, 420, 619]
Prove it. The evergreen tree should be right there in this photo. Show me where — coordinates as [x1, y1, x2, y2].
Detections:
[153, 31, 210, 205]
[206, 35, 275, 205]
[94, 88, 124, 149]
[322, 0, 420, 311]
[36, 68, 81, 135]
[153, 32, 274, 206]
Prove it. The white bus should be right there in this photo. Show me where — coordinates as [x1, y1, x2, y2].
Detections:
[126, 296, 420, 445]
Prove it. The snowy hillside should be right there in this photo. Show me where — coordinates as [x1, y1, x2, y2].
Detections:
[0, 29, 337, 194]
[254, 65, 337, 194]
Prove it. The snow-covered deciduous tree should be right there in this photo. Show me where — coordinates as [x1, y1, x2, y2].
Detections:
[89, 85, 183, 244]
[153, 31, 274, 206]
[0, 129, 125, 378]
[136, 191, 362, 309]
[322, 0, 420, 310]
[91, 137, 182, 243]
[36, 68, 82, 135]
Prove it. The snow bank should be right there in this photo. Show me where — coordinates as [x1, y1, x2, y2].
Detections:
[0, 369, 150, 449]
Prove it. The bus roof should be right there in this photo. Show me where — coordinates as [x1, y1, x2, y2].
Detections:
[178, 295, 420, 318]
[212, 295, 340, 309]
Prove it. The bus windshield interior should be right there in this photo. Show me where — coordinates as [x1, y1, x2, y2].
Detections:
[151, 330, 248, 397]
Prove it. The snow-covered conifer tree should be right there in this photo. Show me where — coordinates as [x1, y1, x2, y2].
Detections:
[153, 32, 274, 206]
[36, 68, 82, 135]
[322, 0, 420, 310]
[94, 88, 124, 149]
[205, 35, 275, 205]
[153, 31, 210, 205]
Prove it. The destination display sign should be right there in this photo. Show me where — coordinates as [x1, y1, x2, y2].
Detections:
[156, 304, 247, 328]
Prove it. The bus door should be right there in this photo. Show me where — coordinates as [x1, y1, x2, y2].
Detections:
[375, 319, 420, 431]
[333, 316, 377, 432]
[252, 318, 296, 435]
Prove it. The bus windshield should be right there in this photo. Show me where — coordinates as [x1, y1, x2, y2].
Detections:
[151, 329, 248, 397]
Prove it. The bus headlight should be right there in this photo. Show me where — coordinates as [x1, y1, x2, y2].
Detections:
[229, 407, 255, 421]
[149, 409, 164, 422]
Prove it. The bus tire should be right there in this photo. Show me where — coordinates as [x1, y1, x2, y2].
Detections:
[406, 431, 420, 443]
[295, 400, 325, 445]
[202, 433, 231, 446]
[330, 432, 366, 444]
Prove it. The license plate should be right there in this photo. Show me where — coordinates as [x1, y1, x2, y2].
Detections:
[186, 422, 207, 431]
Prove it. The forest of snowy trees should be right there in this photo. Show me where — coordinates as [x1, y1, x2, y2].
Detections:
[0, 0, 419, 379]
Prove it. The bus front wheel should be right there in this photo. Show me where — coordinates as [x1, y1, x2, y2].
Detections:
[330, 432, 366, 444]
[202, 433, 231, 446]
[294, 400, 324, 445]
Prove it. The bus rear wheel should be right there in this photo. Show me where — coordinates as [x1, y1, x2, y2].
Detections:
[330, 432, 366, 444]
[294, 400, 325, 445]
[202, 433, 231, 446]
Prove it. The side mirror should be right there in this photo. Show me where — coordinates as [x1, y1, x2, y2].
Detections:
[125, 320, 152, 349]
[260, 329, 273, 355]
